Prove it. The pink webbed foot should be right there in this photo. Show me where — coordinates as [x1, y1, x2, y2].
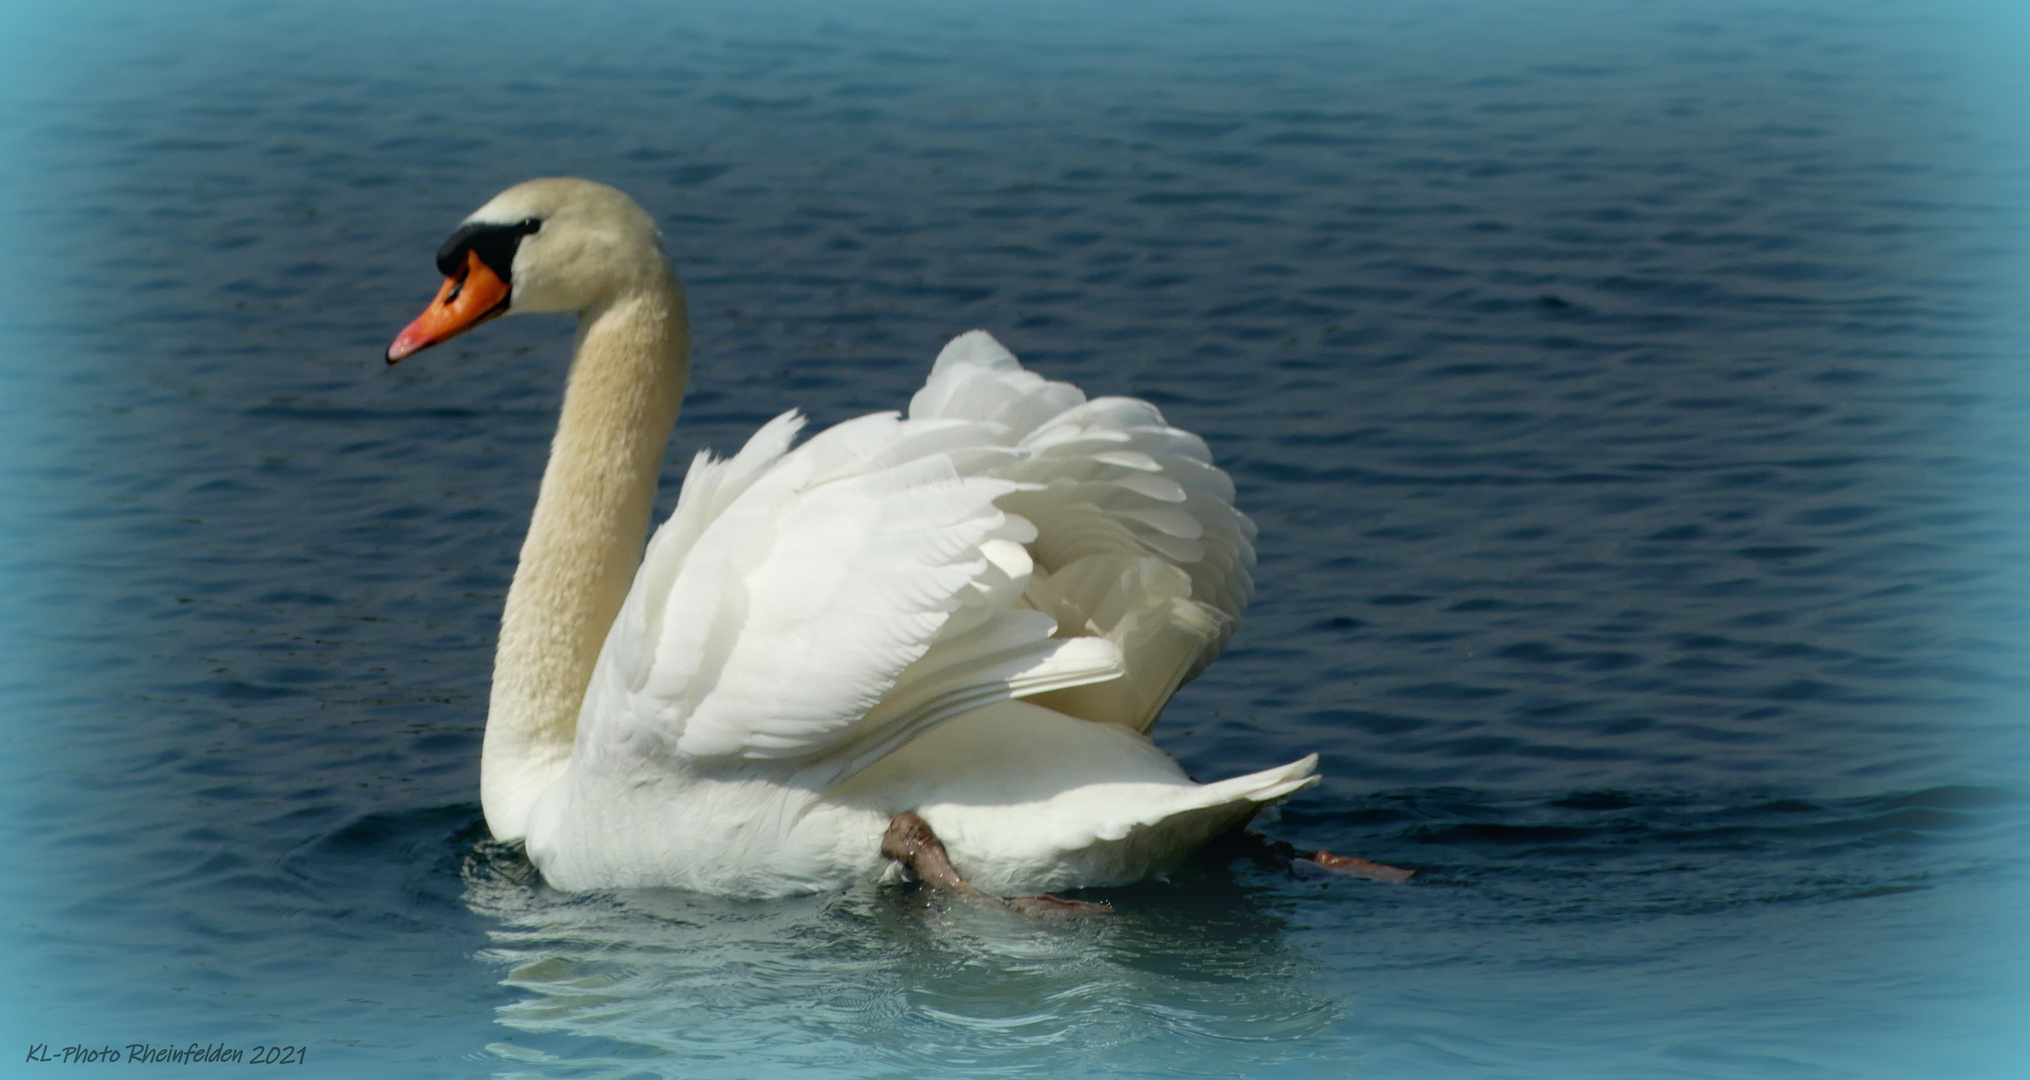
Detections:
[1227, 829, 1416, 884]
[1304, 850, 1416, 884]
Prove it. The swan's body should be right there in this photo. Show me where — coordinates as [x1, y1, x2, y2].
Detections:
[389, 179, 1320, 897]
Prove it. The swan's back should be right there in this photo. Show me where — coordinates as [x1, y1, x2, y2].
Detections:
[579, 331, 1252, 776]
[528, 330, 1275, 894]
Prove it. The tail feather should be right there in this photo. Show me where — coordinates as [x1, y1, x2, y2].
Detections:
[1003, 753, 1321, 894]
[854, 701, 1322, 895]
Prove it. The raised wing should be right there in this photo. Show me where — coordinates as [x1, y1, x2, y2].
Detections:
[573, 407, 1123, 786]
[575, 330, 1255, 785]
[910, 331, 1258, 733]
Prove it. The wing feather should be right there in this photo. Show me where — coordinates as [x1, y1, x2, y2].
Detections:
[575, 400, 1122, 786]
[576, 329, 1254, 784]
[911, 330, 1258, 719]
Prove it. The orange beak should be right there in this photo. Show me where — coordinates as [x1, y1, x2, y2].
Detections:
[386, 249, 513, 364]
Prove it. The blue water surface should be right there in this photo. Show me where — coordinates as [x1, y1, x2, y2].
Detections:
[3, 0, 2028, 1076]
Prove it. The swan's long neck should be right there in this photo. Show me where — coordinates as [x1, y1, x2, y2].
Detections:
[482, 273, 690, 840]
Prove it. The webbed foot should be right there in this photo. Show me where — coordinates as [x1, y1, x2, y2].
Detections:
[1305, 849, 1416, 883]
[882, 812, 1112, 919]
[1226, 829, 1415, 883]
[1007, 893, 1112, 918]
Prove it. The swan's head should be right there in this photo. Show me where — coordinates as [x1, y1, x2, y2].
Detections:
[387, 177, 668, 364]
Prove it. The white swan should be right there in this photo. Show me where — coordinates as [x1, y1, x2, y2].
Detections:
[386, 178, 1353, 905]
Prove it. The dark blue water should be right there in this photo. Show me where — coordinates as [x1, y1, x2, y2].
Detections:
[3, 0, 2028, 1076]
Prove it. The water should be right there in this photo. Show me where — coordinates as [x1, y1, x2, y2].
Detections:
[3, 0, 2028, 1075]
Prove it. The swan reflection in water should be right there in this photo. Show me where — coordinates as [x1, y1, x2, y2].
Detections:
[460, 841, 1348, 1077]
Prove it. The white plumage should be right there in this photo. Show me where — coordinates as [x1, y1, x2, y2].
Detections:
[389, 179, 1320, 897]
[528, 331, 1313, 895]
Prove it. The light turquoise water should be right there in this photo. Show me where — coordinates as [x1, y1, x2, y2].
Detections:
[3, 0, 2028, 1076]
